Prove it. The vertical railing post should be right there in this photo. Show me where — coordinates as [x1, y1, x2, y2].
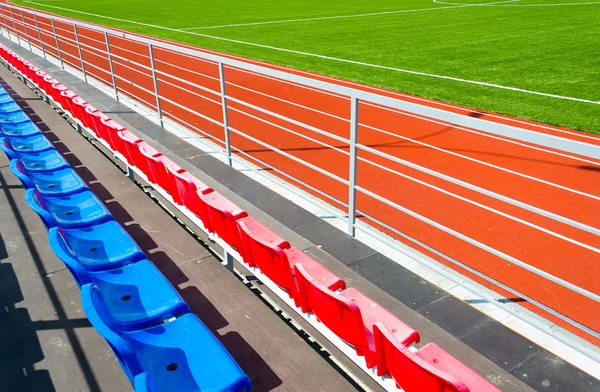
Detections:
[223, 250, 234, 272]
[20, 10, 31, 51]
[34, 14, 46, 59]
[9, 8, 20, 45]
[347, 97, 359, 236]
[218, 62, 232, 166]
[148, 44, 163, 128]
[104, 32, 118, 101]
[1, 6, 11, 41]
[73, 24, 87, 82]
[51, 19, 64, 70]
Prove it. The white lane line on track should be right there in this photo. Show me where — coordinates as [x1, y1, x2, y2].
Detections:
[156, 45, 600, 144]
[14, 2, 600, 190]
[219, 63, 600, 175]
[21, 0, 600, 106]
[236, 99, 600, 251]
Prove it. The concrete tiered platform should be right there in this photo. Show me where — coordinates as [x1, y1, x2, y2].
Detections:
[1, 37, 598, 392]
[0, 69, 359, 392]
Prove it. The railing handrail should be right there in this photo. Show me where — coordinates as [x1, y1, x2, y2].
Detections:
[1, 3, 599, 344]
[4, 2, 600, 160]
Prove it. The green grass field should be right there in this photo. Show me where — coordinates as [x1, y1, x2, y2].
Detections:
[13, 0, 600, 134]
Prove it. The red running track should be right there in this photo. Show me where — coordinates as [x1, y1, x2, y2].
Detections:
[4, 5, 600, 344]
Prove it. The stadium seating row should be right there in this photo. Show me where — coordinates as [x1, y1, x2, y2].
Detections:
[0, 76, 251, 391]
[0, 44, 501, 392]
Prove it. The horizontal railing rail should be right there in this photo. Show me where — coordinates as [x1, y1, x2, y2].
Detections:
[1, 2, 599, 347]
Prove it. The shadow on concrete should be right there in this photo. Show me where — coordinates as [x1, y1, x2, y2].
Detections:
[0, 78, 101, 392]
[6, 77, 283, 391]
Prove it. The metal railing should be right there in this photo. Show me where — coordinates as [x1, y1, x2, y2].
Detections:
[1, 3, 599, 347]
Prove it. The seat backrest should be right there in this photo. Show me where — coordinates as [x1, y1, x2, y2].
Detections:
[295, 265, 366, 348]
[59, 89, 77, 113]
[89, 111, 112, 142]
[191, 189, 214, 232]
[165, 163, 186, 205]
[50, 83, 68, 102]
[25, 188, 54, 229]
[48, 226, 89, 287]
[138, 143, 163, 184]
[147, 155, 174, 192]
[203, 192, 248, 248]
[55, 227, 77, 260]
[81, 284, 140, 380]
[70, 97, 88, 126]
[237, 217, 291, 281]
[374, 323, 468, 392]
[0, 137, 16, 160]
[169, 169, 212, 211]
[116, 130, 142, 166]
[9, 159, 34, 188]
[82, 103, 100, 130]
[100, 117, 125, 150]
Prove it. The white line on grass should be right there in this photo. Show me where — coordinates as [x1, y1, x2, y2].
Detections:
[179, 5, 472, 30]
[21, 0, 600, 106]
[434, 0, 600, 5]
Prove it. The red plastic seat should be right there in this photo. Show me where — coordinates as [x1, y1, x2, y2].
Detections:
[87, 108, 111, 142]
[35, 70, 47, 89]
[374, 323, 500, 392]
[203, 192, 248, 247]
[71, 98, 89, 127]
[166, 165, 213, 208]
[163, 163, 186, 203]
[99, 117, 126, 150]
[132, 142, 156, 179]
[237, 216, 290, 268]
[116, 130, 142, 165]
[40, 75, 58, 98]
[80, 103, 99, 132]
[236, 219, 345, 307]
[50, 83, 68, 105]
[59, 90, 78, 115]
[296, 265, 419, 368]
[27, 65, 40, 84]
[138, 143, 172, 188]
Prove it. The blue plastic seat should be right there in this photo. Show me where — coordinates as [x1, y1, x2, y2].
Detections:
[0, 121, 42, 138]
[0, 101, 22, 115]
[0, 94, 13, 104]
[25, 188, 113, 229]
[0, 134, 53, 160]
[48, 220, 146, 283]
[82, 284, 251, 392]
[86, 259, 189, 329]
[0, 110, 29, 124]
[10, 161, 87, 196]
[13, 149, 69, 172]
[134, 373, 160, 392]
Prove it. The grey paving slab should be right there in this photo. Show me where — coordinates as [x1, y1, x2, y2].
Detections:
[346, 253, 447, 310]
[418, 295, 543, 372]
[510, 350, 600, 391]
[255, 195, 323, 232]
[297, 220, 378, 265]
